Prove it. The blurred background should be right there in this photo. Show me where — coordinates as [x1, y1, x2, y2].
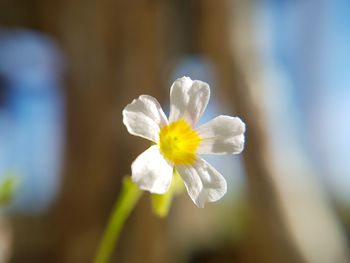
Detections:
[0, 0, 349, 262]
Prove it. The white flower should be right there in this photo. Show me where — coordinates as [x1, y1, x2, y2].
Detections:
[122, 77, 245, 207]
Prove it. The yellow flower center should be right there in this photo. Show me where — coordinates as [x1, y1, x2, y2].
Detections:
[159, 119, 201, 165]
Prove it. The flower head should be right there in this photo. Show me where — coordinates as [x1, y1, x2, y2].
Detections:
[123, 77, 245, 207]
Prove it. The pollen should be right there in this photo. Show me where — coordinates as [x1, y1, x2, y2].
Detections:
[159, 119, 201, 165]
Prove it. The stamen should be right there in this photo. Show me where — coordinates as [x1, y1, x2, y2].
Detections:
[159, 119, 201, 165]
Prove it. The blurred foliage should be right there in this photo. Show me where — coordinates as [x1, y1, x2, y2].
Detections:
[0, 174, 20, 207]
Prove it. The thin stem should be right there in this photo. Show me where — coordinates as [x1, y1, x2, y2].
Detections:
[94, 177, 143, 263]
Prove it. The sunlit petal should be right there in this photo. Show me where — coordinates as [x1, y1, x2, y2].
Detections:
[123, 95, 168, 142]
[169, 77, 210, 126]
[176, 158, 227, 207]
[131, 145, 173, 194]
[197, 115, 245, 155]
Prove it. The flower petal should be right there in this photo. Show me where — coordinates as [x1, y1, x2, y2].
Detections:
[176, 158, 227, 207]
[123, 95, 168, 142]
[169, 77, 210, 126]
[131, 145, 173, 194]
[196, 115, 245, 155]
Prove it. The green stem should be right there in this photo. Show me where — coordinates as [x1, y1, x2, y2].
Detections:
[93, 177, 143, 263]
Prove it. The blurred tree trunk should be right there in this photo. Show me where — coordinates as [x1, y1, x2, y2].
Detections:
[194, 1, 303, 262]
[196, 1, 349, 263]
[0, 0, 171, 262]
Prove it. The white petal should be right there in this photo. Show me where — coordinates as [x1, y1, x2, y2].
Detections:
[131, 145, 173, 194]
[196, 115, 245, 155]
[169, 77, 210, 126]
[176, 158, 227, 207]
[123, 95, 168, 142]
